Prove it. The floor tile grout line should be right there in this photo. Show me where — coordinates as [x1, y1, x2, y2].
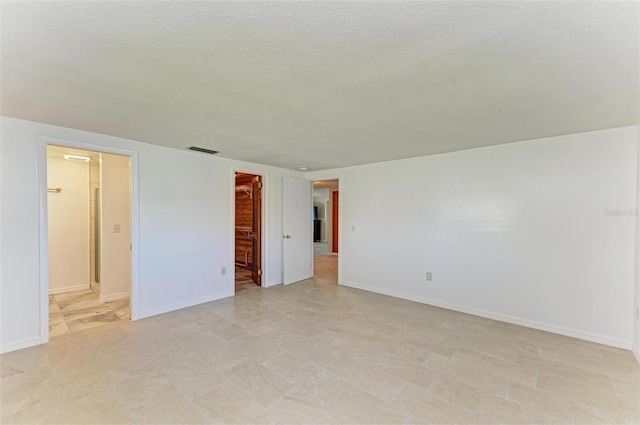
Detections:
[328, 353, 409, 404]
[182, 379, 220, 425]
[239, 355, 303, 404]
[43, 346, 65, 424]
[84, 328, 140, 425]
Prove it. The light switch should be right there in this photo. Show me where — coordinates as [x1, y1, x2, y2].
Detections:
[113, 224, 121, 233]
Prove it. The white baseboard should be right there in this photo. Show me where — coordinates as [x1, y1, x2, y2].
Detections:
[340, 280, 632, 350]
[99, 291, 130, 303]
[138, 290, 234, 319]
[633, 345, 640, 364]
[1, 336, 42, 354]
[265, 279, 283, 288]
[49, 283, 90, 295]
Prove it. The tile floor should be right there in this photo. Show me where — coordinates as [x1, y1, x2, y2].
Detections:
[313, 242, 338, 285]
[2, 279, 639, 424]
[235, 242, 338, 294]
[49, 289, 130, 338]
[235, 267, 259, 293]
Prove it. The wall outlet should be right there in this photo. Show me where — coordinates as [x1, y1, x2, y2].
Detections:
[426, 272, 432, 281]
[221, 267, 226, 276]
[113, 224, 120, 233]
[352, 225, 356, 232]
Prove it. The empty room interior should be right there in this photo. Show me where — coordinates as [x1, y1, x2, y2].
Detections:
[1, 2, 639, 425]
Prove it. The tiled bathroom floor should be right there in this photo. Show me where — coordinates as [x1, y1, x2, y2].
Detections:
[49, 289, 129, 337]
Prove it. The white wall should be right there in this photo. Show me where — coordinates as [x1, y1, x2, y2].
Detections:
[2, 116, 637, 353]
[0, 116, 302, 353]
[634, 130, 640, 361]
[309, 126, 638, 348]
[99, 153, 131, 302]
[46, 157, 90, 294]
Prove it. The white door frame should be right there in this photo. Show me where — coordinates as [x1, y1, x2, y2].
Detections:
[38, 136, 141, 344]
[230, 167, 269, 289]
[311, 177, 342, 284]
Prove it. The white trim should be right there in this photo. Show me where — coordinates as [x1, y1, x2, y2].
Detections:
[38, 140, 50, 345]
[99, 291, 130, 303]
[266, 279, 283, 287]
[90, 281, 100, 293]
[340, 280, 633, 350]
[138, 291, 234, 319]
[231, 167, 268, 289]
[38, 136, 141, 350]
[1, 336, 42, 355]
[49, 284, 90, 295]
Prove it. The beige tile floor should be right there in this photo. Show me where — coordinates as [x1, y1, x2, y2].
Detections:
[313, 242, 338, 286]
[235, 267, 259, 293]
[49, 289, 130, 338]
[2, 278, 639, 424]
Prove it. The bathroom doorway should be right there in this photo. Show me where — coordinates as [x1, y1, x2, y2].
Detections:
[46, 145, 132, 337]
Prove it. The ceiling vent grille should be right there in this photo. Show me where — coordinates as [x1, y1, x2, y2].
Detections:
[187, 146, 219, 155]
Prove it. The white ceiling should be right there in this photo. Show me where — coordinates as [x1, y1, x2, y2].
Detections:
[2, 2, 638, 170]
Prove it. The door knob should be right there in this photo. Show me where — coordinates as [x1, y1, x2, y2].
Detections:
[283, 235, 291, 239]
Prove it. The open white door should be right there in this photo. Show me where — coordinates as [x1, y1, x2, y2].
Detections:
[283, 177, 313, 285]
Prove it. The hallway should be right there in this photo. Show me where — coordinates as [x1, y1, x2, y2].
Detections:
[313, 242, 337, 285]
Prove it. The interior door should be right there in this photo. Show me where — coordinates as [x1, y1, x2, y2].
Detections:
[251, 179, 262, 285]
[283, 177, 313, 285]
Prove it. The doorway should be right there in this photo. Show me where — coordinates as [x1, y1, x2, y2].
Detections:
[312, 180, 339, 284]
[234, 172, 263, 293]
[46, 145, 132, 337]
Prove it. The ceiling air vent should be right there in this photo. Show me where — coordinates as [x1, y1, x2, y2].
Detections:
[187, 146, 219, 155]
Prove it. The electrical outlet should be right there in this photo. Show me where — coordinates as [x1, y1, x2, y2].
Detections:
[221, 267, 226, 276]
[352, 225, 356, 232]
[113, 224, 120, 233]
[426, 272, 432, 281]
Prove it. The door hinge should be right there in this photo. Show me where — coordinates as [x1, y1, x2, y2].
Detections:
[257, 182, 263, 189]
[258, 269, 262, 276]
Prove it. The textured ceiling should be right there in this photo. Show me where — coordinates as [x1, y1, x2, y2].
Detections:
[2, 2, 638, 170]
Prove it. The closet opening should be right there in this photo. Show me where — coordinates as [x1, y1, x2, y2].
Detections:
[234, 172, 263, 293]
